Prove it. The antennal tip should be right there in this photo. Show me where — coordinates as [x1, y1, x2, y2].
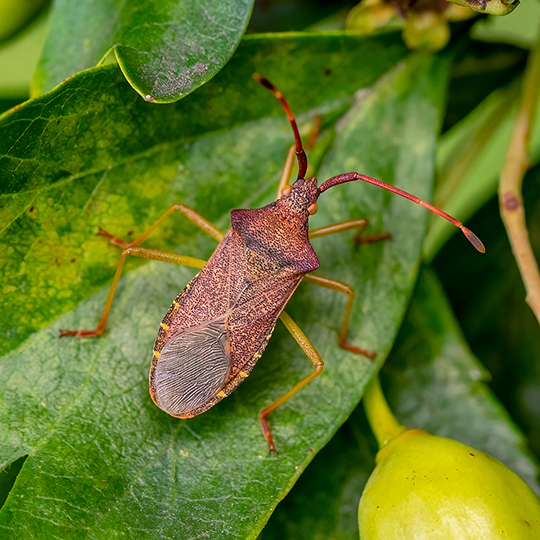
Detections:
[461, 226, 485, 253]
[253, 73, 275, 92]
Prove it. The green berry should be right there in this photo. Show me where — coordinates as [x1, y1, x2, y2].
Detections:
[359, 429, 540, 539]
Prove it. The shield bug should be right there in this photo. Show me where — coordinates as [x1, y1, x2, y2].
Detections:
[61, 75, 484, 452]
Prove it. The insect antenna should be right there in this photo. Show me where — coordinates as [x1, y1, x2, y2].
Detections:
[318, 172, 485, 253]
[253, 73, 308, 180]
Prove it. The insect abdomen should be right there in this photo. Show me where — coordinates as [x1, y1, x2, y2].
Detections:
[150, 316, 230, 417]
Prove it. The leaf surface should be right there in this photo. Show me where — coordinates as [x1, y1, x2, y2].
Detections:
[0, 33, 407, 356]
[0, 35, 447, 539]
[259, 267, 540, 540]
[33, 0, 255, 102]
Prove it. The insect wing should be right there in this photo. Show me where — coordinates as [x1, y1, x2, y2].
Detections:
[151, 316, 230, 417]
[150, 226, 310, 419]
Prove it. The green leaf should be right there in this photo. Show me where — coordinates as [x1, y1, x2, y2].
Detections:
[0, 12, 49, 100]
[1, 32, 408, 358]
[259, 267, 540, 540]
[33, 0, 255, 102]
[0, 0, 48, 44]
[0, 35, 446, 538]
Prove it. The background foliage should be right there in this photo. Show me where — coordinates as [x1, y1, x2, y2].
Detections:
[1, 1, 539, 539]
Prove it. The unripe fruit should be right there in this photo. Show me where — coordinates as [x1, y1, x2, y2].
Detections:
[402, 12, 450, 51]
[358, 429, 540, 539]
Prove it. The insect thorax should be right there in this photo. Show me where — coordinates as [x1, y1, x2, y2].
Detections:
[231, 200, 319, 274]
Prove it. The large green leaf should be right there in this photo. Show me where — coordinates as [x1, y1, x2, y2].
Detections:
[0, 33, 408, 356]
[0, 35, 446, 538]
[33, 0, 255, 102]
[259, 267, 540, 540]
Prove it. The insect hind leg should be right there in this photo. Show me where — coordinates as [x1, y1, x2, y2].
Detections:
[259, 311, 323, 453]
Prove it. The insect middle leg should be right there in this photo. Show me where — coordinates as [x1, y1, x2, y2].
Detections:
[309, 218, 391, 244]
[260, 310, 324, 453]
[303, 274, 375, 360]
[307, 219, 391, 359]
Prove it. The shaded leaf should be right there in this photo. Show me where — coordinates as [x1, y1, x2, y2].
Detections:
[383, 267, 540, 491]
[433, 162, 540, 458]
[442, 40, 526, 131]
[0, 10, 49, 99]
[0, 37, 447, 538]
[0, 0, 48, 44]
[259, 266, 540, 540]
[33, 0, 255, 102]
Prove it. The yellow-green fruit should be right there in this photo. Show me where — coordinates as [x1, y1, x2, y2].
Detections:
[402, 12, 450, 51]
[346, 0, 401, 35]
[358, 429, 540, 539]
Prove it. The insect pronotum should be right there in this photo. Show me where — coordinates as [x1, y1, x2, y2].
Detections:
[61, 74, 484, 452]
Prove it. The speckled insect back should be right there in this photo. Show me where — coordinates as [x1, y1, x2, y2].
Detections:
[60, 74, 484, 453]
[149, 178, 323, 417]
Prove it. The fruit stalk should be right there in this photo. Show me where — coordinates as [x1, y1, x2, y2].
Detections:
[362, 374, 406, 449]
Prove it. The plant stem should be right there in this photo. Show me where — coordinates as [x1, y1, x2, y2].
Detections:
[363, 374, 406, 450]
[499, 38, 540, 325]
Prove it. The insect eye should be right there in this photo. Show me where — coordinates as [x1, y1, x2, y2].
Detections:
[281, 185, 292, 197]
[308, 203, 318, 215]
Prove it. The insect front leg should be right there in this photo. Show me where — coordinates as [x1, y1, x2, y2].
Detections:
[259, 311, 324, 453]
[303, 274, 376, 360]
[99, 203, 224, 248]
[275, 145, 296, 200]
[59, 248, 206, 338]
[307, 218, 392, 357]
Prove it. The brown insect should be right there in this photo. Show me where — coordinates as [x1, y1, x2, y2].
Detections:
[61, 74, 484, 452]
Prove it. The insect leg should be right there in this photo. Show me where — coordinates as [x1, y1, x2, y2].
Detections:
[309, 218, 368, 239]
[305, 115, 321, 152]
[259, 311, 324, 453]
[59, 247, 205, 338]
[99, 204, 224, 248]
[275, 145, 296, 200]
[309, 218, 391, 244]
[303, 274, 376, 360]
